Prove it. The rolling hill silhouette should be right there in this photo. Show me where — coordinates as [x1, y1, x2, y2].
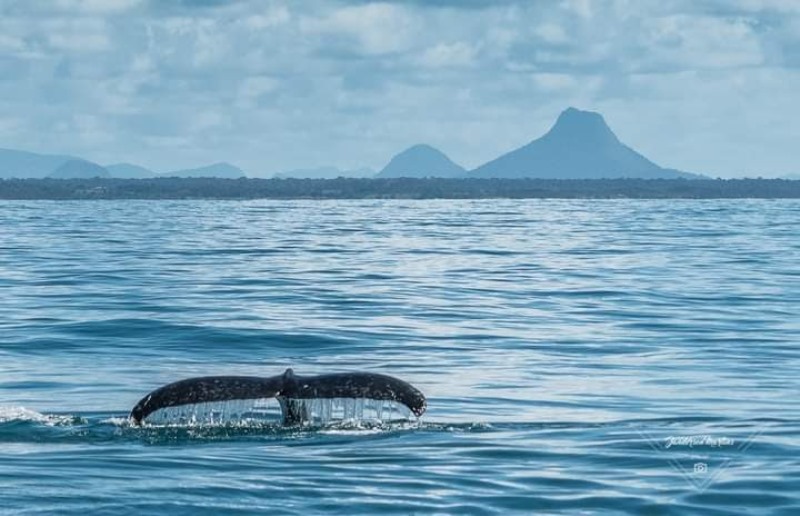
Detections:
[377, 144, 465, 178]
[48, 159, 111, 179]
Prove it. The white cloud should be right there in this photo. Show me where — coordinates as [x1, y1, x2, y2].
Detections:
[67, 113, 115, 146]
[95, 55, 158, 114]
[531, 73, 578, 91]
[418, 42, 477, 68]
[560, 0, 593, 19]
[638, 15, 764, 70]
[189, 110, 229, 134]
[146, 18, 233, 68]
[0, 33, 26, 52]
[534, 23, 568, 44]
[731, 0, 800, 13]
[242, 5, 290, 30]
[483, 26, 518, 58]
[43, 17, 112, 52]
[300, 3, 418, 55]
[236, 76, 279, 108]
[0, 117, 25, 137]
[143, 135, 191, 148]
[52, 0, 142, 13]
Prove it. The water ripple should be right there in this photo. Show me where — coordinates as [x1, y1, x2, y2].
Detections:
[1, 199, 798, 514]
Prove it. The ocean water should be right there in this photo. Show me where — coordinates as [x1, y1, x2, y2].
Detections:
[0, 199, 798, 515]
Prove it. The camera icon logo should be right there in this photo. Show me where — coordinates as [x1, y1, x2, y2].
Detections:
[693, 462, 708, 475]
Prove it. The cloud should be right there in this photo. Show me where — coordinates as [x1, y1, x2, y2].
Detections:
[635, 15, 764, 71]
[0, 32, 28, 56]
[189, 110, 229, 134]
[418, 42, 478, 68]
[531, 73, 579, 91]
[534, 23, 569, 45]
[236, 76, 279, 108]
[45, 18, 113, 52]
[241, 6, 290, 30]
[0, 116, 25, 137]
[300, 3, 418, 56]
[52, 0, 143, 13]
[561, 0, 593, 19]
[345, 0, 518, 8]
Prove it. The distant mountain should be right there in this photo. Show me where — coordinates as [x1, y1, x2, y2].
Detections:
[48, 159, 111, 179]
[0, 148, 75, 178]
[781, 173, 800, 180]
[471, 107, 701, 179]
[161, 162, 245, 178]
[106, 163, 155, 178]
[377, 144, 466, 178]
[275, 166, 375, 179]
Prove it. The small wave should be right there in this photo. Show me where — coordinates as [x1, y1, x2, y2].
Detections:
[3, 412, 785, 448]
[318, 420, 418, 436]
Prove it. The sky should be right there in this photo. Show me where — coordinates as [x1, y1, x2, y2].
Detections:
[0, 0, 798, 177]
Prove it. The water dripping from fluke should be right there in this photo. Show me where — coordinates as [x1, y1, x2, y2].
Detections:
[129, 369, 427, 428]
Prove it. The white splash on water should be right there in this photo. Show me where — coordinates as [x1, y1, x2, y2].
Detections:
[0, 405, 79, 426]
[102, 416, 134, 427]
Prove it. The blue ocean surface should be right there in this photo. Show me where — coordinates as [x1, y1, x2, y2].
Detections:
[0, 199, 798, 515]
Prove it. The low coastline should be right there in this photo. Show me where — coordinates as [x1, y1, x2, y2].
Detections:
[1, 177, 798, 200]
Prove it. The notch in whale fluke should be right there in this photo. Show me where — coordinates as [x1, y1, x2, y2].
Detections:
[130, 368, 427, 425]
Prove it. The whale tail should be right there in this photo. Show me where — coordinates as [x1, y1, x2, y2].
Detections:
[130, 369, 426, 425]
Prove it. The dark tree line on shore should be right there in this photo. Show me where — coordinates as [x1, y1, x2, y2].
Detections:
[0, 177, 799, 200]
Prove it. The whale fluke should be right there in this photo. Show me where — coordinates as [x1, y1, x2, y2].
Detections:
[129, 375, 283, 424]
[130, 368, 426, 425]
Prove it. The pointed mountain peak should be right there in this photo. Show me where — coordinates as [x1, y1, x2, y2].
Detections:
[547, 107, 618, 144]
[470, 107, 700, 179]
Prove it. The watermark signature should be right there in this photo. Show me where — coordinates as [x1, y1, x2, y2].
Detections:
[637, 427, 761, 492]
[664, 434, 735, 449]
